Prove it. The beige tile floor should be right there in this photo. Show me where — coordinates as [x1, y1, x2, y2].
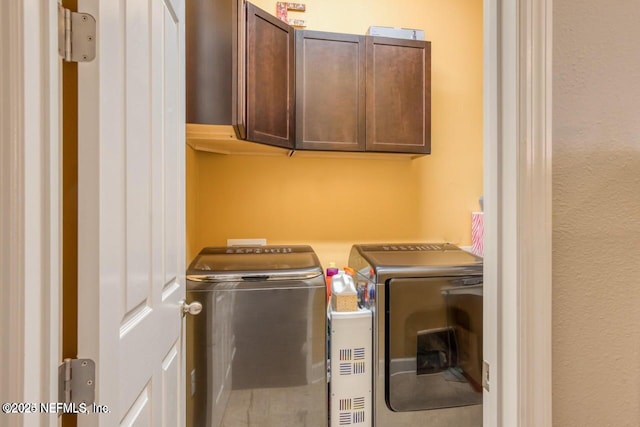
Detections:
[221, 383, 326, 427]
[218, 382, 482, 427]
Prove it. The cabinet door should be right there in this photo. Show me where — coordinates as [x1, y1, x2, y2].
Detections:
[186, 0, 233, 125]
[246, 2, 295, 149]
[233, 0, 246, 138]
[366, 37, 431, 154]
[295, 31, 365, 151]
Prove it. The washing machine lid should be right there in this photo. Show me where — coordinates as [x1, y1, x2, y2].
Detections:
[186, 245, 323, 282]
[354, 243, 482, 277]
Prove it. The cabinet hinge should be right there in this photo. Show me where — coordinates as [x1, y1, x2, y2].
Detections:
[57, 4, 96, 62]
[58, 358, 96, 406]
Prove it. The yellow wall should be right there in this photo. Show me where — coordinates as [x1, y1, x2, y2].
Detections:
[187, 0, 483, 268]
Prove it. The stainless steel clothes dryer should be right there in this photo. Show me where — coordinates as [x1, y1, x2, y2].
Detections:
[349, 243, 483, 427]
[186, 246, 327, 427]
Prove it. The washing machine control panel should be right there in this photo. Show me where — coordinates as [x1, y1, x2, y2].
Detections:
[224, 247, 294, 254]
[359, 244, 458, 252]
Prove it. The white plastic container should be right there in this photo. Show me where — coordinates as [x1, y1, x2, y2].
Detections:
[331, 271, 358, 312]
[330, 308, 372, 427]
[366, 26, 425, 41]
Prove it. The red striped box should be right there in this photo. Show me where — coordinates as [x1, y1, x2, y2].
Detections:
[471, 212, 484, 257]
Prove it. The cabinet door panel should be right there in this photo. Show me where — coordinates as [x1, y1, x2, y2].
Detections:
[185, 0, 232, 125]
[366, 37, 431, 153]
[246, 3, 295, 148]
[296, 31, 365, 151]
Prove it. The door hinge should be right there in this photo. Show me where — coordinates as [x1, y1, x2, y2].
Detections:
[57, 4, 96, 62]
[482, 360, 490, 391]
[58, 358, 96, 407]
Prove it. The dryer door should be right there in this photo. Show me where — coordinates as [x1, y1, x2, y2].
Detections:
[385, 276, 483, 411]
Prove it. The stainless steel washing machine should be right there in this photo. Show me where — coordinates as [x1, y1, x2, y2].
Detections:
[349, 243, 483, 427]
[186, 245, 327, 427]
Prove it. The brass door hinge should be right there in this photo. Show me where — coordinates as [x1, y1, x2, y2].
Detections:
[58, 358, 95, 406]
[58, 4, 96, 62]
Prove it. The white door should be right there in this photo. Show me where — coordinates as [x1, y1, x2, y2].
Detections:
[76, 0, 186, 425]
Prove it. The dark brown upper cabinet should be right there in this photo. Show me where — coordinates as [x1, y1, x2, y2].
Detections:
[295, 31, 366, 152]
[186, 0, 431, 156]
[186, 0, 234, 125]
[366, 37, 431, 154]
[244, 3, 295, 149]
[186, 0, 294, 148]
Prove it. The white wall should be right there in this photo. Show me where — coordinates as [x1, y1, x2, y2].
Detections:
[553, 2, 640, 425]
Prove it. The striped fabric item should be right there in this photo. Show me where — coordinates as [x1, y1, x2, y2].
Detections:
[471, 212, 484, 257]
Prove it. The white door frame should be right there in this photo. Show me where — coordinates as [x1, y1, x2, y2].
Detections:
[484, 0, 553, 426]
[0, 1, 60, 427]
[1, 0, 553, 425]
